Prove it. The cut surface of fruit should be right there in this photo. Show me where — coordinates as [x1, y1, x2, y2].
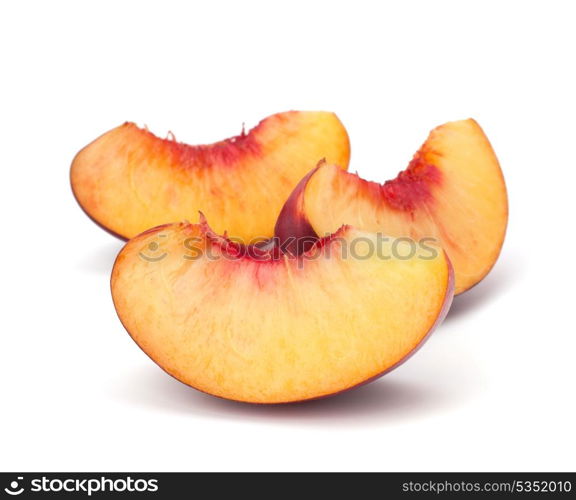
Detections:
[71, 111, 350, 240]
[111, 217, 453, 404]
[275, 119, 507, 294]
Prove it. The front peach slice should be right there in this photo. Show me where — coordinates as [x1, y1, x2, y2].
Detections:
[71, 111, 350, 241]
[111, 218, 453, 404]
[275, 119, 508, 294]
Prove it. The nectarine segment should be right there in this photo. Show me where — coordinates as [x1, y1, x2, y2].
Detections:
[275, 119, 507, 294]
[71, 111, 350, 240]
[111, 218, 453, 404]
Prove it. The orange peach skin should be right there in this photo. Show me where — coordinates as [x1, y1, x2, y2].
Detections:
[71, 111, 350, 241]
[276, 119, 508, 294]
[111, 218, 454, 404]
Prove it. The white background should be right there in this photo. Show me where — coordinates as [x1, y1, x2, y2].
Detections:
[1, 0, 575, 472]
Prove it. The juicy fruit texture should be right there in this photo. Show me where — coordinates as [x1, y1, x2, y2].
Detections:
[111, 218, 454, 404]
[71, 111, 350, 240]
[276, 119, 507, 294]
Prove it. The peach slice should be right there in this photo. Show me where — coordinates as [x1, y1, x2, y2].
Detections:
[71, 111, 350, 240]
[275, 119, 508, 294]
[111, 216, 454, 404]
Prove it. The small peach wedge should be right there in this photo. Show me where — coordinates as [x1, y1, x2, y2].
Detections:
[275, 119, 508, 294]
[71, 111, 350, 240]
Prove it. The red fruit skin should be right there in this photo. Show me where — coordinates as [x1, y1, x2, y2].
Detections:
[274, 156, 444, 253]
[274, 163, 322, 255]
[380, 154, 442, 211]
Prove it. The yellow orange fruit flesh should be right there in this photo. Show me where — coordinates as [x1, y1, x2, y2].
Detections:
[276, 119, 507, 294]
[111, 219, 453, 403]
[71, 111, 350, 240]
